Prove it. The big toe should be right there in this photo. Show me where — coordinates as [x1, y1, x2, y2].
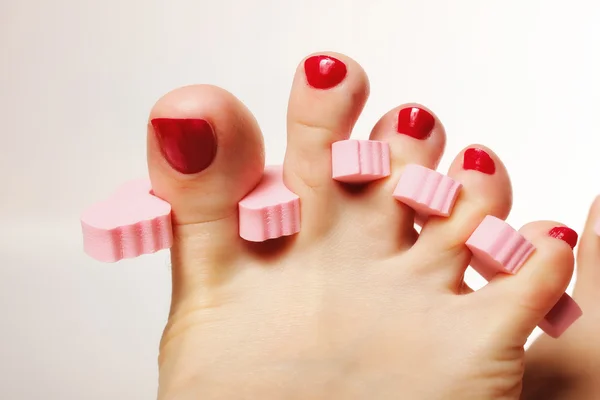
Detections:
[147, 85, 265, 295]
[149, 85, 265, 224]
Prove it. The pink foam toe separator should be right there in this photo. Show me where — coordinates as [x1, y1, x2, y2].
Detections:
[466, 216, 581, 337]
[81, 179, 173, 263]
[238, 165, 300, 242]
[466, 216, 535, 276]
[332, 140, 391, 183]
[538, 293, 583, 338]
[393, 164, 462, 217]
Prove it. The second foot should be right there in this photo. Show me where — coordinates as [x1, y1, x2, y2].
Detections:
[146, 53, 576, 400]
[523, 197, 600, 400]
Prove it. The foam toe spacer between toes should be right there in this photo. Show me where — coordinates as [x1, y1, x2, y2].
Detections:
[538, 293, 583, 338]
[331, 140, 391, 183]
[393, 164, 462, 217]
[466, 216, 582, 338]
[81, 179, 173, 263]
[465, 216, 534, 277]
[238, 165, 300, 242]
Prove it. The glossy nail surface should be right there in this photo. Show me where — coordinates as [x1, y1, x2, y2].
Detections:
[548, 226, 578, 249]
[463, 148, 495, 174]
[304, 55, 347, 89]
[151, 118, 217, 174]
[396, 107, 435, 139]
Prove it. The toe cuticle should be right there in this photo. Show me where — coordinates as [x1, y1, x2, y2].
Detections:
[396, 107, 435, 139]
[304, 55, 347, 89]
[548, 226, 578, 249]
[462, 148, 496, 175]
[151, 118, 217, 175]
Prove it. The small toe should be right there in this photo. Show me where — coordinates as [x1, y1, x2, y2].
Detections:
[418, 145, 512, 247]
[476, 221, 577, 341]
[358, 104, 447, 252]
[408, 146, 512, 283]
[320, 104, 447, 256]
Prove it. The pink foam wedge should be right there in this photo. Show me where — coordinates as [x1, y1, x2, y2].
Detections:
[537, 293, 582, 338]
[238, 165, 301, 242]
[80, 179, 173, 262]
[393, 164, 462, 217]
[466, 215, 535, 277]
[332, 140, 391, 183]
[466, 215, 582, 338]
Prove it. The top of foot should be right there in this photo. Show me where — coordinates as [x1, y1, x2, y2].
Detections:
[132, 53, 577, 400]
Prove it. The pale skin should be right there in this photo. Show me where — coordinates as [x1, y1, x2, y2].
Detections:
[142, 52, 596, 399]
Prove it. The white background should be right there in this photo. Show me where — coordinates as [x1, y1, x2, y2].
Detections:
[1, 0, 599, 398]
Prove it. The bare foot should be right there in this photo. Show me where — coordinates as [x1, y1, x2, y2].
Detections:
[522, 197, 600, 399]
[148, 52, 576, 400]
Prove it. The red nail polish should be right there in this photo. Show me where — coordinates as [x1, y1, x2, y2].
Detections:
[396, 107, 435, 140]
[304, 55, 347, 89]
[463, 148, 496, 174]
[151, 118, 217, 174]
[548, 226, 578, 249]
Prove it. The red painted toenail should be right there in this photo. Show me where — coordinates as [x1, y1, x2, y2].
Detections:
[151, 118, 217, 174]
[548, 226, 578, 249]
[304, 55, 347, 89]
[396, 107, 435, 139]
[463, 148, 496, 174]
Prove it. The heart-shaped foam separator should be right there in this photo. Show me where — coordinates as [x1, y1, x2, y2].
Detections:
[81, 179, 172, 262]
[238, 165, 301, 242]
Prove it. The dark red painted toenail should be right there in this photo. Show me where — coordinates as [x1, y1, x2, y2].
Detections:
[304, 55, 347, 89]
[463, 148, 496, 174]
[548, 226, 578, 249]
[151, 118, 217, 174]
[396, 107, 435, 139]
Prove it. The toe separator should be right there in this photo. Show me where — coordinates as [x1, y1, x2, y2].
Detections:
[393, 164, 462, 219]
[80, 179, 173, 262]
[538, 293, 583, 338]
[238, 165, 301, 242]
[331, 140, 391, 183]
